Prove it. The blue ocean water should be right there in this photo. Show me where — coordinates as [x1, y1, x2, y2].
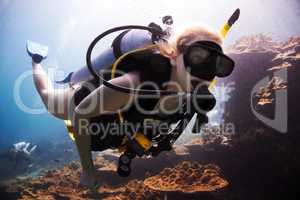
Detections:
[0, 0, 299, 152]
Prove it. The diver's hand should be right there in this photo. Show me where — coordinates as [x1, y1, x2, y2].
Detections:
[79, 170, 99, 190]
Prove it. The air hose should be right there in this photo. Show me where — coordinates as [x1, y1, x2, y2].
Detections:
[86, 25, 183, 96]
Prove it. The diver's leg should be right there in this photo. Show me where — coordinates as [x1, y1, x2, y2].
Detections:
[31, 61, 74, 120]
[72, 71, 140, 188]
[27, 40, 73, 119]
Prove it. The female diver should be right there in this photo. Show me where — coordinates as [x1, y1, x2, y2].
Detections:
[27, 25, 235, 188]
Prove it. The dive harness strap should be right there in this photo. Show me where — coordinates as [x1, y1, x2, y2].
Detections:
[111, 30, 130, 59]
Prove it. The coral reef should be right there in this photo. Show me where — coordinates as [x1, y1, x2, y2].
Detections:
[223, 34, 300, 199]
[225, 34, 300, 134]
[1, 152, 227, 200]
[1, 34, 300, 200]
[227, 34, 280, 53]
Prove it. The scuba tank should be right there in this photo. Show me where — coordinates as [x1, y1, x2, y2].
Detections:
[60, 19, 172, 85]
[70, 29, 153, 84]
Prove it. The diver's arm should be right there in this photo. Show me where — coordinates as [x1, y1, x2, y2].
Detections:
[72, 71, 140, 186]
[74, 71, 140, 116]
[23, 142, 30, 155]
[28, 145, 37, 154]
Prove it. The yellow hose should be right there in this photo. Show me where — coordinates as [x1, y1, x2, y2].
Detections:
[111, 44, 158, 123]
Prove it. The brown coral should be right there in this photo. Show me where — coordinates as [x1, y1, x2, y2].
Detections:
[144, 161, 228, 193]
[226, 34, 280, 53]
[254, 75, 287, 107]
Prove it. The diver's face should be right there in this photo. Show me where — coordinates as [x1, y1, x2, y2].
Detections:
[173, 38, 221, 92]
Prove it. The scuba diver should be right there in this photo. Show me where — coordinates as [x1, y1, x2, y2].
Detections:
[9, 141, 37, 170]
[26, 10, 239, 189]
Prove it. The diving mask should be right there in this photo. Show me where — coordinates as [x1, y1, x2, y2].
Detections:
[182, 41, 235, 80]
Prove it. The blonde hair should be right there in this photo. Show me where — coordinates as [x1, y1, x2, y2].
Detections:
[157, 25, 223, 57]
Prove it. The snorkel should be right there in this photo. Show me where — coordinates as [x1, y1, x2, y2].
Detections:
[220, 8, 240, 39]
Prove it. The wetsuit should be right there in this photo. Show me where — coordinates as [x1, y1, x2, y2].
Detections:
[73, 49, 172, 151]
